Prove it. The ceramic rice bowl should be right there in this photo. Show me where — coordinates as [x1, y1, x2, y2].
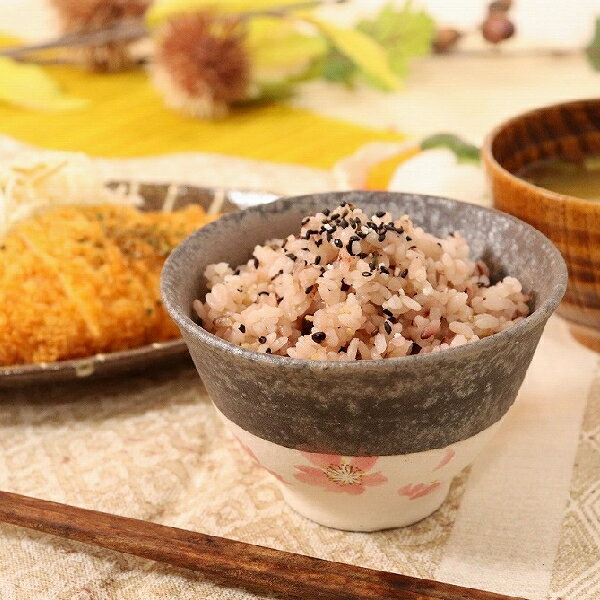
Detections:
[161, 192, 567, 531]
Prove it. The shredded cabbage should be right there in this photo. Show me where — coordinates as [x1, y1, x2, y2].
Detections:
[0, 151, 142, 238]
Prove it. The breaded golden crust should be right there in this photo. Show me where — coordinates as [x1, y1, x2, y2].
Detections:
[0, 204, 217, 365]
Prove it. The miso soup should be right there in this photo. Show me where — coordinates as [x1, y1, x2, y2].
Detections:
[516, 156, 600, 201]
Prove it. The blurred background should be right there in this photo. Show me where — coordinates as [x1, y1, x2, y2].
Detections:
[1, 0, 600, 142]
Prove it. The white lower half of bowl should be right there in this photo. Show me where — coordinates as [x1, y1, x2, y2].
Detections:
[217, 408, 502, 532]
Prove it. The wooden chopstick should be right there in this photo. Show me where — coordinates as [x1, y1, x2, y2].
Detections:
[0, 491, 525, 600]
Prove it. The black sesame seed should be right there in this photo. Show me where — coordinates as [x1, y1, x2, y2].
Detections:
[301, 217, 310, 225]
[437, 242, 442, 247]
[326, 231, 333, 241]
[355, 218, 362, 225]
[234, 269, 240, 275]
[376, 211, 386, 218]
[379, 265, 389, 275]
[346, 242, 356, 256]
[358, 252, 368, 259]
[405, 236, 412, 242]
[410, 343, 422, 355]
[330, 213, 340, 220]
[409, 246, 417, 250]
[357, 231, 367, 239]
[239, 324, 246, 333]
[378, 233, 386, 242]
[389, 316, 398, 324]
[338, 345, 348, 353]
[285, 253, 297, 261]
[315, 255, 322, 265]
[395, 227, 405, 234]
[334, 239, 343, 248]
[477, 282, 486, 288]
[367, 221, 377, 230]
[383, 308, 393, 317]
[401, 268, 408, 278]
[252, 257, 259, 268]
[301, 317, 313, 335]
[266, 348, 272, 354]
[349, 235, 360, 242]
[341, 281, 351, 292]
[362, 271, 372, 277]
[305, 285, 314, 294]
[322, 208, 330, 216]
[258, 291, 269, 296]
[312, 331, 326, 342]
[340, 201, 347, 207]
[316, 239, 323, 247]
[384, 321, 392, 335]
[258, 336, 267, 344]
[237, 288, 243, 292]
[369, 261, 377, 271]
[320, 266, 326, 274]
[340, 219, 349, 228]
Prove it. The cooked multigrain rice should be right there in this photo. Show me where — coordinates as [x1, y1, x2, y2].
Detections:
[195, 203, 530, 361]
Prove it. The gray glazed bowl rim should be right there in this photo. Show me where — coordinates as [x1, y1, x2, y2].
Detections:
[162, 191, 567, 372]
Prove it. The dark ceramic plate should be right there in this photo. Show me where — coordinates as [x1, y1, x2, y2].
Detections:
[0, 183, 278, 388]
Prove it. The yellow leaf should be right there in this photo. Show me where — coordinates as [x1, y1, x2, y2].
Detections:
[0, 57, 87, 111]
[300, 17, 401, 91]
[248, 17, 327, 81]
[147, 0, 302, 27]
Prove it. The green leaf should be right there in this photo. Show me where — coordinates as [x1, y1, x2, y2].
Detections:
[146, 0, 302, 26]
[357, 1, 435, 78]
[0, 57, 87, 111]
[320, 50, 356, 86]
[585, 16, 600, 71]
[301, 17, 401, 91]
[420, 133, 480, 164]
[247, 17, 327, 83]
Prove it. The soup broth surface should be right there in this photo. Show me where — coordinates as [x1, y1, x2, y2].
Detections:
[517, 156, 600, 201]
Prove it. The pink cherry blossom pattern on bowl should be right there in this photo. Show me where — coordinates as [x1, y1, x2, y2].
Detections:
[294, 452, 387, 495]
[433, 448, 456, 471]
[232, 434, 288, 484]
[398, 481, 441, 500]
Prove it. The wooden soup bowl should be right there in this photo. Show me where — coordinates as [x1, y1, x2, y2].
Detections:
[483, 99, 600, 352]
